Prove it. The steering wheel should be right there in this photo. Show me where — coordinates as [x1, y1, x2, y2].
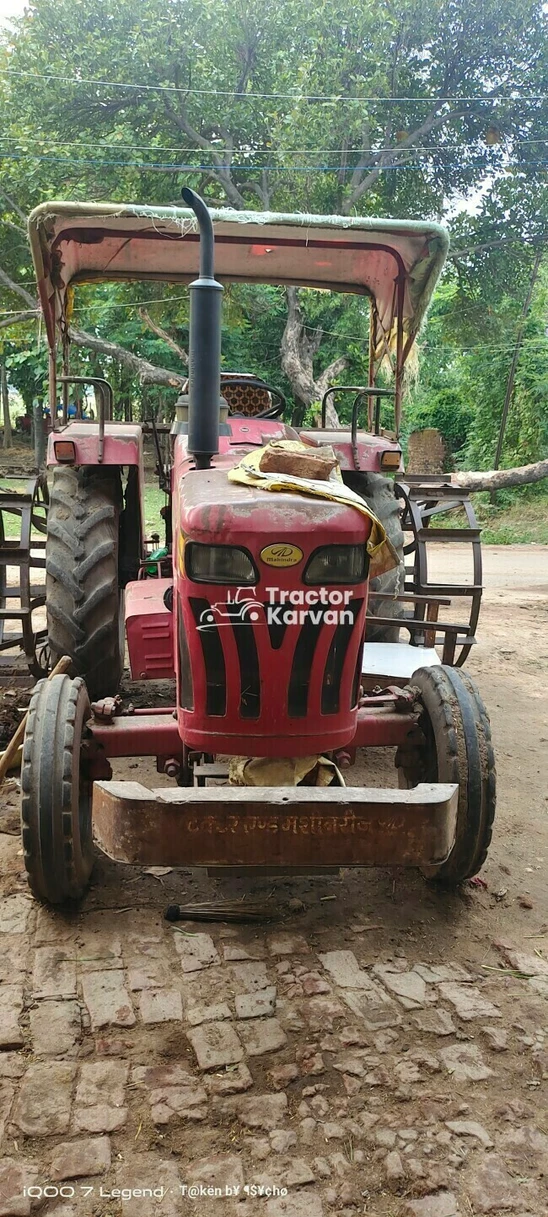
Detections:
[221, 376, 287, 420]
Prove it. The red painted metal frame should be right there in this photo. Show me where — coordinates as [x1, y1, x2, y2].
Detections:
[46, 422, 143, 468]
[351, 706, 416, 748]
[300, 427, 402, 475]
[125, 577, 173, 680]
[89, 703, 416, 759]
[91, 713, 182, 758]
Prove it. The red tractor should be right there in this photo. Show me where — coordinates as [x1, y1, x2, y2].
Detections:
[20, 189, 494, 904]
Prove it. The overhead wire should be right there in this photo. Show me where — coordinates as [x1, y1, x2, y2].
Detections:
[3, 68, 548, 104]
[2, 297, 546, 360]
[1, 148, 548, 173]
[2, 133, 548, 155]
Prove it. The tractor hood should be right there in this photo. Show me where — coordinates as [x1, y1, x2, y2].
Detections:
[27, 201, 448, 356]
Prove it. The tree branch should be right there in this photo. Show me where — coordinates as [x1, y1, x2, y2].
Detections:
[0, 267, 37, 309]
[0, 218, 27, 237]
[162, 94, 249, 209]
[234, 31, 258, 95]
[280, 287, 318, 406]
[139, 308, 188, 364]
[0, 263, 184, 388]
[68, 327, 185, 389]
[280, 288, 347, 423]
[343, 105, 465, 213]
[0, 310, 39, 330]
[316, 356, 350, 402]
[450, 237, 524, 259]
[0, 189, 28, 226]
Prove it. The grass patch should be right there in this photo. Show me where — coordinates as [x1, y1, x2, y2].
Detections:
[474, 490, 548, 545]
[399, 484, 548, 544]
[143, 484, 171, 538]
[1, 479, 170, 543]
[0, 478, 38, 540]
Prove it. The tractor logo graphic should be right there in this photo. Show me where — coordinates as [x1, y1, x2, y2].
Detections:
[198, 587, 262, 629]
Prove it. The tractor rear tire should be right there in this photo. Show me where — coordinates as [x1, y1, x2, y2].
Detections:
[395, 665, 496, 885]
[344, 471, 405, 642]
[46, 466, 124, 700]
[21, 674, 94, 904]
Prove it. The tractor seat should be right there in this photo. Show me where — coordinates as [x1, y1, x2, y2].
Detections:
[221, 374, 272, 417]
[181, 373, 272, 417]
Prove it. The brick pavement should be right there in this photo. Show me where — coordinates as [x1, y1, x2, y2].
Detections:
[0, 854, 547, 1217]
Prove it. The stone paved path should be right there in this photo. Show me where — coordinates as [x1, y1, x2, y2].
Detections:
[0, 846, 547, 1217]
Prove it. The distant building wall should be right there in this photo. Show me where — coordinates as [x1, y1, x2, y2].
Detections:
[407, 428, 448, 475]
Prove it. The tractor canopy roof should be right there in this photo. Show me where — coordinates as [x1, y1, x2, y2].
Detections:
[28, 200, 449, 356]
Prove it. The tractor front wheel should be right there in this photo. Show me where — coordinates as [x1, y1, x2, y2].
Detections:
[46, 466, 124, 700]
[21, 675, 94, 904]
[395, 665, 496, 885]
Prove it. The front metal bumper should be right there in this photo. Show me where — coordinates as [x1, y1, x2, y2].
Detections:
[93, 782, 458, 870]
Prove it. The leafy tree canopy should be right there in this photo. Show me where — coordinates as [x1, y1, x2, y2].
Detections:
[0, 0, 547, 464]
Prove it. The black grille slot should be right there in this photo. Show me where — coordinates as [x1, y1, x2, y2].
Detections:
[321, 599, 363, 715]
[266, 614, 289, 651]
[178, 598, 194, 709]
[231, 621, 261, 719]
[351, 630, 365, 709]
[189, 597, 226, 716]
[288, 616, 324, 717]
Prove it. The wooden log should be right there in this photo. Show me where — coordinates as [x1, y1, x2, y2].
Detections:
[452, 459, 548, 492]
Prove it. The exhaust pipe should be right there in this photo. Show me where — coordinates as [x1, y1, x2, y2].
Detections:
[181, 187, 223, 469]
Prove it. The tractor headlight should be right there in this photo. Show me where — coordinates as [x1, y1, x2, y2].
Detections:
[304, 545, 367, 585]
[185, 542, 257, 585]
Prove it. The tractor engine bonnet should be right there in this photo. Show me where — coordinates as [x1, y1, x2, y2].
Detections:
[175, 469, 371, 756]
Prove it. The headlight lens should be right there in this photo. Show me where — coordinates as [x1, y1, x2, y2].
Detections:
[304, 545, 366, 585]
[185, 542, 257, 585]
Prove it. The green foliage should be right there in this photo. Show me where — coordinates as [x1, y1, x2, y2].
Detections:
[473, 485, 548, 543]
[1, 0, 548, 470]
[403, 266, 548, 469]
[0, 339, 49, 409]
[406, 387, 475, 456]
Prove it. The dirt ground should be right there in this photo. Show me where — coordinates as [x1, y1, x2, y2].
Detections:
[0, 544, 547, 1217]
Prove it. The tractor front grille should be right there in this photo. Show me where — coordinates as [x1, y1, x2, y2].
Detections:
[181, 594, 366, 752]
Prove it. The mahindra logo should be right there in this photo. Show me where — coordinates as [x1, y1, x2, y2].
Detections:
[197, 586, 354, 629]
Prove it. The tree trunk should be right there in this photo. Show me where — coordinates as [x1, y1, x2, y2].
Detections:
[33, 401, 46, 469]
[280, 287, 348, 426]
[453, 459, 548, 491]
[1, 359, 12, 448]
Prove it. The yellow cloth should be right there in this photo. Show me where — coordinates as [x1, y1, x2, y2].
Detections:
[228, 440, 399, 578]
[228, 755, 345, 787]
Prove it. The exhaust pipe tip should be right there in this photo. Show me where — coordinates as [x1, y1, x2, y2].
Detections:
[181, 187, 223, 469]
[182, 187, 216, 281]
